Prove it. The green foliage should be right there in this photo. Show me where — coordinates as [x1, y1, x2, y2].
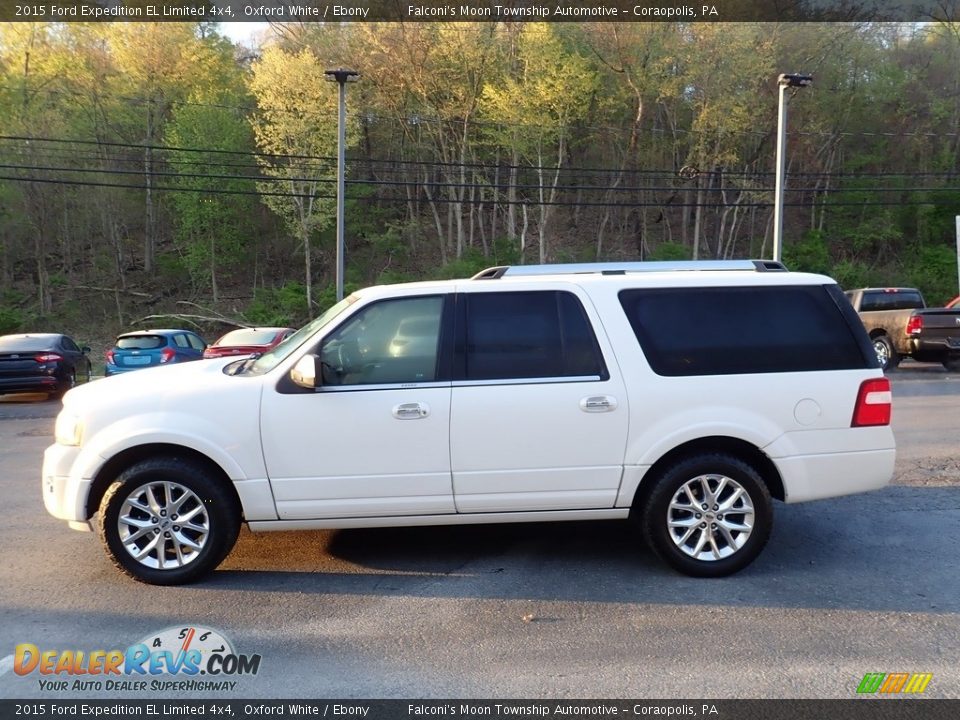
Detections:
[0, 306, 23, 334]
[429, 242, 522, 279]
[905, 245, 960, 307]
[2, 22, 960, 335]
[246, 282, 310, 328]
[647, 243, 689, 261]
[783, 232, 831, 275]
[828, 261, 884, 291]
[313, 283, 362, 316]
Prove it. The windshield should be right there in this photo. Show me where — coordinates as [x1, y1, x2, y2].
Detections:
[243, 295, 358, 375]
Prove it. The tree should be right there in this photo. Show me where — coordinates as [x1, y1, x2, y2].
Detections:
[249, 46, 356, 315]
[480, 24, 599, 264]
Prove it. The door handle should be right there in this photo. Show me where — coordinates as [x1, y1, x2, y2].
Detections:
[393, 402, 430, 419]
[580, 395, 617, 413]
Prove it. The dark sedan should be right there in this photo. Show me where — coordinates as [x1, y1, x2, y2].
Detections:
[0, 333, 92, 399]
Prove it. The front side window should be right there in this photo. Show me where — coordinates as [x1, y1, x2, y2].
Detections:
[461, 291, 606, 381]
[319, 295, 445, 386]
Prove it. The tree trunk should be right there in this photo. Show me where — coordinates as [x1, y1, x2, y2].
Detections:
[144, 102, 155, 275]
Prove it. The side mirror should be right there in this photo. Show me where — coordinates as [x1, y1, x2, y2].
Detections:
[290, 355, 320, 390]
[81, 346, 91, 354]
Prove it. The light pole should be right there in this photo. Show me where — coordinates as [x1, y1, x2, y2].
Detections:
[773, 72, 812, 263]
[325, 68, 359, 302]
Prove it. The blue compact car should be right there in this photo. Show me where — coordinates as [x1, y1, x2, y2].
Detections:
[104, 329, 207, 376]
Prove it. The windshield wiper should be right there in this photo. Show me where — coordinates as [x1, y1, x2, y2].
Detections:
[230, 352, 262, 376]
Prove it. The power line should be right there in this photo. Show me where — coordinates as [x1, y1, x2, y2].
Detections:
[2, 136, 958, 183]
[1, 173, 954, 209]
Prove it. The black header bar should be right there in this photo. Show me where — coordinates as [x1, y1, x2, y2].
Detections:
[3, 700, 960, 720]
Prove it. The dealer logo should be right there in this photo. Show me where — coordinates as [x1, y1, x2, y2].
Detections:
[13, 625, 261, 693]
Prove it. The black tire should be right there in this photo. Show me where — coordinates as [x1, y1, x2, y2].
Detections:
[79, 361, 92, 384]
[641, 454, 773, 578]
[872, 335, 899, 371]
[51, 370, 76, 400]
[97, 456, 240, 585]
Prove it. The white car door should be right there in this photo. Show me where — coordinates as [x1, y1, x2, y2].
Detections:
[450, 287, 629, 513]
[260, 295, 454, 520]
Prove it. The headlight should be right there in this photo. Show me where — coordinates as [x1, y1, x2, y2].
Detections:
[54, 414, 83, 447]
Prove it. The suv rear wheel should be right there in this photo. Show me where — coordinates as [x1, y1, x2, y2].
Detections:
[642, 454, 773, 577]
[98, 457, 240, 585]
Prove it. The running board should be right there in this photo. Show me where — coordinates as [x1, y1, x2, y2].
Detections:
[247, 508, 630, 532]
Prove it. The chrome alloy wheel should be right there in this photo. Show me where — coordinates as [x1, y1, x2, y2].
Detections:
[117, 481, 209, 569]
[873, 338, 890, 368]
[666, 473, 755, 561]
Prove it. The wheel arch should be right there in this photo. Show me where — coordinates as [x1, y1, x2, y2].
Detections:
[631, 436, 785, 514]
[86, 443, 242, 521]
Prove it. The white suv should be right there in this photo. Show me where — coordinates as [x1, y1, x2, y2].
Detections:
[42, 261, 895, 584]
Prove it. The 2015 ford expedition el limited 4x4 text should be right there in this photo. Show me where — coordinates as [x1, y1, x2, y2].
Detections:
[43, 260, 895, 585]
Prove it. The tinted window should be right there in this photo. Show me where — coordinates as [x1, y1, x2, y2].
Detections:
[62, 337, 80, 352]
[860, 290, 924, 312]
[116, 335, 165, 350]
[187, 334, 205, 351]
[173, 334, 190, 348]
[619, 285, 869, 376]
[320, 296, 444, 386]
[0, 335, 58, 352]
[217, 328, 281, 346]
[462, 291, 605, 381]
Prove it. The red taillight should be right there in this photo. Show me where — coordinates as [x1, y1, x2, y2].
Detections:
[905, 315, 923, 336]
[852, 378, 892, 427]
[34, 353, 62, 363]
[105, 350, 115, 364]
[160, 347, 176, 363]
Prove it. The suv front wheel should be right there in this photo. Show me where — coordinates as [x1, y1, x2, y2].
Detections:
[98, 457, 240, 585]
[642, 454, 773, 578]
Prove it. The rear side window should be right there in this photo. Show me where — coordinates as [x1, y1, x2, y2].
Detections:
[619, 285, 870, 376]
[461, 291, 606, 381]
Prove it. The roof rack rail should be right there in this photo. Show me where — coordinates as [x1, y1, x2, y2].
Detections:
[471, 260, 787, 279]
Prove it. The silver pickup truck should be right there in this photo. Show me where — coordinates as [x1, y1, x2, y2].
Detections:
[845, 287, 960, 371]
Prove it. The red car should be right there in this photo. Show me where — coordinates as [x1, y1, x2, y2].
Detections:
[947, 296, 959, 309]
[202, 327, 295, 359]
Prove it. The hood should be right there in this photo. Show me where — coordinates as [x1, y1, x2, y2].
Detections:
[63, 357, 239, 412]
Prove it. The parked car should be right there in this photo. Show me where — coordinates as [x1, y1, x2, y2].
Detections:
[0, 333, 92, 399]
[844, 287, 960, 370]
[44, 260, 894, 585]
[202, 327, 294, 359]
[104, 329, 206, 376]
[946, 295, 959, 309]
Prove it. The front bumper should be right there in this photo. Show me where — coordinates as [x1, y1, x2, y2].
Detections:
[42, 443, 93, 525]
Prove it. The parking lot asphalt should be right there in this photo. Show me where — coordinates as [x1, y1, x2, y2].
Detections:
[0, 367, 958, 699]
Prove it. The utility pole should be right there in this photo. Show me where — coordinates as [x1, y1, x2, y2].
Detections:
[324, 68, 359, 302]
[773, 73, 812, 263]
